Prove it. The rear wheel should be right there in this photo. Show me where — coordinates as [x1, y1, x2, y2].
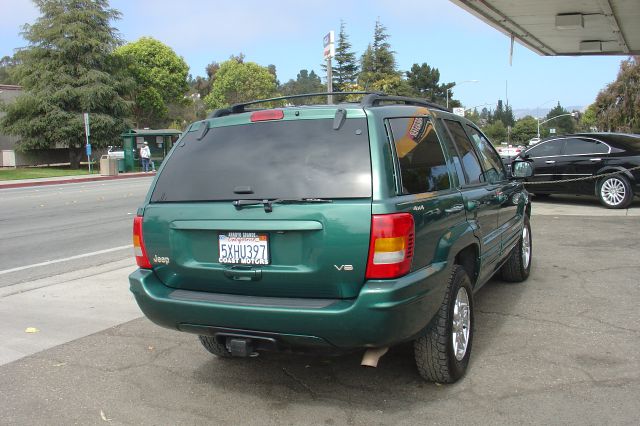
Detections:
[598, 175, 632, 209]
[501, 216, 532, 282]
[414, 266, 474, 383]
[198, 335, 233, 358]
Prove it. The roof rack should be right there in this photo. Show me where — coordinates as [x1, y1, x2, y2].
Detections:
[208, 91, 379, 118]
[360, 93, 450, 112]
[208, 91, 450, 119]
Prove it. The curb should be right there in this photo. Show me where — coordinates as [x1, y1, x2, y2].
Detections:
[0, 172, 156, 190]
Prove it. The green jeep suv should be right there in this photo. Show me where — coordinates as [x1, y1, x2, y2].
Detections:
[129, 93, 534, 383]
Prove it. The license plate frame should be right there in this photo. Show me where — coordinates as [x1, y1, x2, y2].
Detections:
[218, 232, 270, 265]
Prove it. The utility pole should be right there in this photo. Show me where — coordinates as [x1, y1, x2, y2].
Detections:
[327, 56, 333, 105]
[83, 112, 91, 173]
[323, 31, 335, 105]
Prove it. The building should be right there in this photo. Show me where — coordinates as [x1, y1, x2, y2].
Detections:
[0, 84, 74, 167]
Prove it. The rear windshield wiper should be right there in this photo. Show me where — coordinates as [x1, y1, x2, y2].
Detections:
[233, 198, 333, 212]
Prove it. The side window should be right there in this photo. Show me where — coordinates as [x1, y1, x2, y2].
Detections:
[465, 125, 506, 183]
[564, 138, 609, 155]
[387, 117, 451, 194]
[526, 139, 565, 157]
[443, 119, 485, 185]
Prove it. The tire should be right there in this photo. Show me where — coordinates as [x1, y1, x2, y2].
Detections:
[501, 216, 532, 282]
[414, 265, 474, 383]
[198, 335, 233, 358]
[597, 175, 633, 209]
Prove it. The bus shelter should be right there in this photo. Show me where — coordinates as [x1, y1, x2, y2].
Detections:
[120, 129, 182, 172]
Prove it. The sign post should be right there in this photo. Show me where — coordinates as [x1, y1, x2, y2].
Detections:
[83, 112, 91, 173]
[323, 31, 335, 104]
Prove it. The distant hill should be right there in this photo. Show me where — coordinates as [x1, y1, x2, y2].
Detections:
[513, 105, 585, 119]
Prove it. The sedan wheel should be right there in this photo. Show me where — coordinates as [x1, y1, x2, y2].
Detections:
[598, 176, 632, 209]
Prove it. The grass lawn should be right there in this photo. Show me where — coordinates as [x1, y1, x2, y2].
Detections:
[0, 166, 95, 181]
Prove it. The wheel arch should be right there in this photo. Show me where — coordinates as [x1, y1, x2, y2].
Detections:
[454, 244, 480, 288]
[594, 166, 635, 189]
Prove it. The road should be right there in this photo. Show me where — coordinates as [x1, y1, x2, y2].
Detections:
[0, 177, 153, 287]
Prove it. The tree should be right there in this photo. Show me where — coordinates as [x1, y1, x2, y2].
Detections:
[593, 56, 640, 132]
[188, 61, 220, 99]
[465, 108, 481, 126]
[332, 20, 359, 92]
[204, 59, 277, 109]
[544, 102, 575, 135]
[369, 74, 413, 96]
[0, 55, 19, 84]
[0, 0, 130, 169]
[358, 19, 399, 88]
[579, 104, 598, 132]
[115, 37, 189, 128]
[492, 100, 514, 127]
[482, 120, 507, 144]
[512, 116, 538, 144]
[280, 69, 325, 104]
[405, 63, 455, 106]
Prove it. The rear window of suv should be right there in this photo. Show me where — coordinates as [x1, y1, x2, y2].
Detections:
[150, 117, 371, 202]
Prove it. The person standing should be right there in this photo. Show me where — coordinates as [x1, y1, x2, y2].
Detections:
[140, 141, 151, 172]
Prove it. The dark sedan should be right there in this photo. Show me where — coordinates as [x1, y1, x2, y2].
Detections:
[523, 133, 640, 208]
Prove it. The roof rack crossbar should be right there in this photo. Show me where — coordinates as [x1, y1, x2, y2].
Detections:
[360, 94, 449, 112]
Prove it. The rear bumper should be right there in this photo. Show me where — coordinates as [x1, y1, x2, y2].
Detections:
[129, 262, 449, 350]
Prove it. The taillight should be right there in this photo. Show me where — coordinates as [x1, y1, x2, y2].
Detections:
[250, 110, 284, 122]
[365, 213, 415, 279]
[133, 216, 152, 269]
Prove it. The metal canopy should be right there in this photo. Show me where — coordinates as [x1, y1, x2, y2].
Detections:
[450, 0, 639, 55]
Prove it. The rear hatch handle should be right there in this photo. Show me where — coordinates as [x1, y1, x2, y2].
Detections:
[224, 265, 262, 281]
[233, 198, 333, 212]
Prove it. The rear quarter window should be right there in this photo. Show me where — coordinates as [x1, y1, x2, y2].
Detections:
[387, 117, 451, 194]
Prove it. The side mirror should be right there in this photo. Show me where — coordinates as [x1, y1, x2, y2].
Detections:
[511, 160, 534, 179]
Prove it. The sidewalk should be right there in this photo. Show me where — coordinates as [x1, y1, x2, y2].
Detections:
[0, 258, 141, 366]
[0, 171, 155, 189]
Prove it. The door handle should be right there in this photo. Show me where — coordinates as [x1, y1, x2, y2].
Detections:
[444, 204, 464, 214]
[589, 158, 602, 162]
[545, 160, 556, 164]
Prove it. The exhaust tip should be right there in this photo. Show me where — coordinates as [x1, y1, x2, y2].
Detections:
[361, 347, 389, 368]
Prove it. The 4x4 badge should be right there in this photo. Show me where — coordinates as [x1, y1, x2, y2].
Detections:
[334, 265, 353, 271]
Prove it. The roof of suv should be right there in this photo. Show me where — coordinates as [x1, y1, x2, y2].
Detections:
[207, 92, 452, 119]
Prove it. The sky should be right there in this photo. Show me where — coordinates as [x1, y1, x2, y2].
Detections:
[0, 0, 627, 112]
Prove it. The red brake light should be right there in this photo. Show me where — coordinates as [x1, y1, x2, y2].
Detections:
[365, 213, 415, 279]
[250, 110, 284, 122]
[133, 216, 152, 269]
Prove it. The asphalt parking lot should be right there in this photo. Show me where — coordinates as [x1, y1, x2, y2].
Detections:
[1, 196, 639, 425]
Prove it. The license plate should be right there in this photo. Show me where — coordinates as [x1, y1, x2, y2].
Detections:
[218, 232, 269, 265]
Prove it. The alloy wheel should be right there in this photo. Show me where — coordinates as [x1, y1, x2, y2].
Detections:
[601, 177, 626, 207]
[452, 287, 471, 361]
[521, 226, 531, 269]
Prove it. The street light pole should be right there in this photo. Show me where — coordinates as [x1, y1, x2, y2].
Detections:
[537, 112, 576, 138]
